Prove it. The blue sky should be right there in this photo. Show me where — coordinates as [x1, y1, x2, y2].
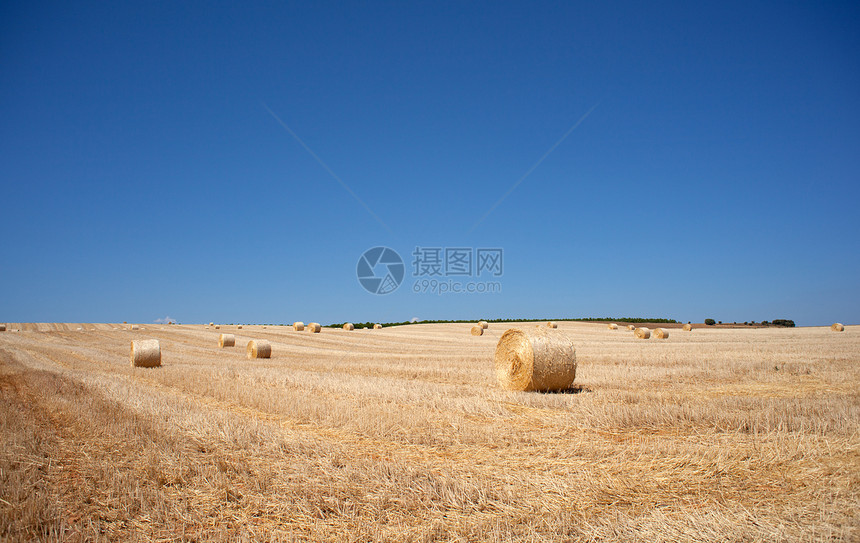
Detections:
[1, 1, 858, 326]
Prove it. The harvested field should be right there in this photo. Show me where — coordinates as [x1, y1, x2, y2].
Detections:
[0, 321, 857, 541]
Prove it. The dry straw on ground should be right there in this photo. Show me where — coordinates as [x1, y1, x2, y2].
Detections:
[832, 323, 845, 332]
[608, 323, 618, 330]
[634, 327, 651, 339]
[547, 321, 558, 328]
[683, 323, 693, 331]
[307, 323, 322, 333]
[218, 334, 235, 348]
[653, 328, 669, 339]
[373, 324, 383, 329]
[130, 339, 161, 367]
[479, 321, 489, 329]
[470, 325, 484, 336]
[293, 322, 305, 331]
[494, 327, 576, 392]
[246, 340, 271, 359]
[343, 323, 354, 331]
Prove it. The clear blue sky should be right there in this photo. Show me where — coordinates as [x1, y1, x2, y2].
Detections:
[2, 1, 858, 326]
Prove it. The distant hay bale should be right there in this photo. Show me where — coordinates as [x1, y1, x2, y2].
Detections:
[479, 321, 489, 329]
[214, 325, 220, 329]
[683, 323, 693, 331]
[307, 322, 321, 333]
[343, 323, 355, 331]
[129, 324, 139, 331]
[494, 327, 576, 392]
[293, 322, 305, 331]
[471, 325, 484, 336]
[209, 322, 214, 327]
[237, 325, 243, 329]
[626, 325, 635, 330]
[653, 328, 669, 339]
[218, 334, 236, 348]
[373, 324, 383, 329]
[246, 340, 271, 359]
[634, 327, 651, 339]
[130, 339, 161, 368]
[831, 323, 845, 332]
[546, 321, 558, 328]
[608, 323, 618, 330]
[0, 325, 6, 332]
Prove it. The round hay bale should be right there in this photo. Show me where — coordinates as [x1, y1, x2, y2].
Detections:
[343, 323, 355, 331]
[129, 324, 139, 331]
[682, 323, 693, 331]
[471, 325, 484, 336]
[219, 334, 236, 348]
[831, 323, 845, 332]
[373, 324, 383, 329]
[247, 340, 271, 359]
[494, 327, 576, 392]
[479, 321, 489, 329]
[209, 322, 214, 327]
[130, 339, 161, 368]
[0, 325, 6, 332]
[547, 321, 558, 329]
[237, 325, 243, 329]
[626, 324, 635, 330]
[307, 323, 321, 333]
[214, 325, 220, 329]
[293, 322, 305, 331]
[634, 327, 651, 339]
[608, 323, 618, 330]
[653, 328, 669, 339]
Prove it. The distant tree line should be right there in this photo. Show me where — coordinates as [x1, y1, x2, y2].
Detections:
[704, 318, 795, 327]
[326, 316, 678, 328]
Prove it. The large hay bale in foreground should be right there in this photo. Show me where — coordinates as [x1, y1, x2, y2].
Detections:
[219, 334, 235, 348]
[373, 324, 383, 329]
[479, 321, 489, 329]
[547, 321, 558, 328]
[831, 323, 845, 332]
[653, 328, 669, 339]
[494, 327, 576, 392]
[246, 340, 271, 359]
[683, 323, 693, 331]
[634, 327, 651, 339]
[130, 339, 161, 367]
[608, 323, 618, 330]
[626, 324, 635, 330]
[307, 322, 321, 333]
[471, 325, 484, 336]
[343, 323, 354, 331]
[293, 322, 305, 331]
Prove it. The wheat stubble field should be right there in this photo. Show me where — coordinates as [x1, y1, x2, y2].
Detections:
[0, 322, 857, 542]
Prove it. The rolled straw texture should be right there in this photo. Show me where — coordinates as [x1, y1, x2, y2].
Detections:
[246, 340, 271, 359]
[130, 339, 161, 367]
[219, 334, 235, 348]
[494, 327, 576, 392]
